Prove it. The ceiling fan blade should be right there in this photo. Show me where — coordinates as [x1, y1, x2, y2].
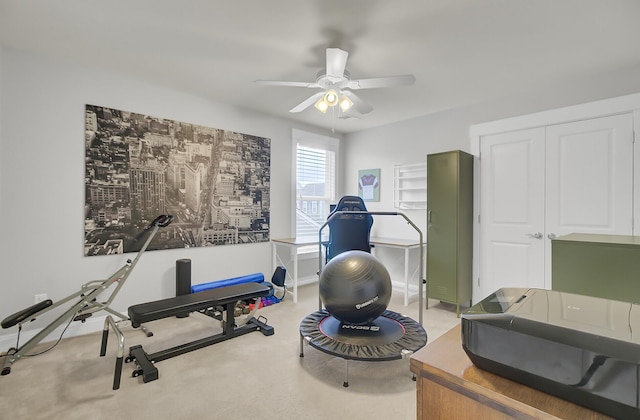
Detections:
[348, 74, 416, 90]
[338, 113, 361, 120]
[326, 48, 349, 79]
[342, 91, 373, 114]
[255, 80, 320, 88]
[289, 91, 325, 113]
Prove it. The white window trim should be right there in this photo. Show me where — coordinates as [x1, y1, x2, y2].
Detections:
[291, 128, 341, 237]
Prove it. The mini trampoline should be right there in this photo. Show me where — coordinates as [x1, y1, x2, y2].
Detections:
[299, 309, 427, 386]
[299, 209, 428, 387]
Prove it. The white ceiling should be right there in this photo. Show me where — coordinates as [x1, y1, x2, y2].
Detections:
[1, 0, 640, 133]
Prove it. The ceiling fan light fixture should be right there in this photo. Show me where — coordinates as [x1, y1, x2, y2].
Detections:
[257, 47, 416, 117]
[315, 97, 329, 113]
[324, 89, 339, 107]
[339, 95, 353, 112]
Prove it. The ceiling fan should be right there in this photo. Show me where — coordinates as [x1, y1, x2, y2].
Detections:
[255, 48, 415, 115]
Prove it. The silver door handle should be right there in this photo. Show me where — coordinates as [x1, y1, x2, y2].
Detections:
[548, 233, 557, 240]
[526, 232, 543, 239]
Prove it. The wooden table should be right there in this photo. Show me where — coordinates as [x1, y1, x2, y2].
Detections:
[409, 325, 613, 419]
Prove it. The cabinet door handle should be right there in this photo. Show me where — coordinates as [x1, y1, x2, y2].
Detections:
[548, 233, 557, 240]
[526, 232, 543, 239]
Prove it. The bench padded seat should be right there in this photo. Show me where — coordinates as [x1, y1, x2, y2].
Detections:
[129, 282, 271, 326]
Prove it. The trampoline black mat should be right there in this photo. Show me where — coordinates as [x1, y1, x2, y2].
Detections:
[299, 309, 427, 361]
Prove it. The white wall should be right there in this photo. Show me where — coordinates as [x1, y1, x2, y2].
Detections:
[344, 60, 640, 241]
[0, 47, 335, 343]
[0, 46, 3, 229]
[343, 111, 470, 241]
[3, 41, 640, 343]
[343, 64, 640, 290]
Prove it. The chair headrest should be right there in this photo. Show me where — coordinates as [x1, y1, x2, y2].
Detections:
[333, 196, 368, 213]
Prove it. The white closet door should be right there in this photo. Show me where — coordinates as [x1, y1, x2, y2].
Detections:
[479, 113, 634, 300]
[479, 128, 545, 300]
[545, 114, 634, 284]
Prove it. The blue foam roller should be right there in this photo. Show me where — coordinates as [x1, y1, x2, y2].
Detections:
[191, 273, 265, 293]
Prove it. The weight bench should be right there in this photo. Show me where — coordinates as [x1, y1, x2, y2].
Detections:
[101, 281, 273, 388]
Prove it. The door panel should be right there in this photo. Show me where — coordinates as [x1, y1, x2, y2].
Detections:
[479, 128, 545, 300]
[479, 114, 634, 300]
[488, 241, 536, 289]
[544, 114, 634, 284]
[546, 114, 633, 235]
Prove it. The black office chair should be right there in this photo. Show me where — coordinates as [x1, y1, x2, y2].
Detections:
[325, 196, 373, 261]
[270, 266, 287, 300]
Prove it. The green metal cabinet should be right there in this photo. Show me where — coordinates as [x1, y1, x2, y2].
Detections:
[426, 150, 473, 315]
[552, 233, 640, 304]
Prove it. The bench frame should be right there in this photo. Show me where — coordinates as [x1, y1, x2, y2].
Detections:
[103, 282, 274, 386]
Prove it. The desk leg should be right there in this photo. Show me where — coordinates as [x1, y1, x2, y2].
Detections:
[273, 242, 295, 303]
[272, 242, 277, 279]
[404, 248, 410, 306]
[292, 246, 298, 303]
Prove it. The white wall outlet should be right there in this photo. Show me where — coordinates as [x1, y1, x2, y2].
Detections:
[34, 293, 48, 304]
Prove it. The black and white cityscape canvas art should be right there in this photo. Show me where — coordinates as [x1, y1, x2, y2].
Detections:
[84, 104, 271, 256]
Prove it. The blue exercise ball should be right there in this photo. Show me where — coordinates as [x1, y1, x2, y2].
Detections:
[319, 250, 392, 325]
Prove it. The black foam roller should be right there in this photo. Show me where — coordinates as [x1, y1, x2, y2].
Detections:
[176, 259, 191, 318]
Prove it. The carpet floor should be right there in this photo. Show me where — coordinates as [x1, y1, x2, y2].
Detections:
[0, 283, 460, 420]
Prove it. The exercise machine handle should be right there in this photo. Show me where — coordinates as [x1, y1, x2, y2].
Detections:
[1, 299, 53, 329]
[150, 215, 174, 228]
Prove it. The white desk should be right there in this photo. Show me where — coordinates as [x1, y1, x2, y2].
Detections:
[370, 237, 425, 306]
[271, 237, 322, 303]
[271, 236, 424, 305]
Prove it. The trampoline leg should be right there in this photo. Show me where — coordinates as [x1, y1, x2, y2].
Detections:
[300, 335, 311, 358]
[299, 335, 304, 357]
[343, 359, 349, 388]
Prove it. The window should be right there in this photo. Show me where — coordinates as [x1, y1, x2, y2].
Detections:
[293, 129, 339, 238]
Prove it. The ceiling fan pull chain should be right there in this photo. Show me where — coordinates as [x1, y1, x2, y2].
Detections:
[331, 106, 336, 133]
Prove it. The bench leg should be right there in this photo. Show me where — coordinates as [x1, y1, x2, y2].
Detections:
[129, 345, 158, 383]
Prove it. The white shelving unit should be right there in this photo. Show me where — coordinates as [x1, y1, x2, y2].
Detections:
[393, 162, 427, 209]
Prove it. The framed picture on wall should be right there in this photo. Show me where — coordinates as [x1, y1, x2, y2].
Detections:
[84, 104, 271, 256]
[358, 168, 380, 202]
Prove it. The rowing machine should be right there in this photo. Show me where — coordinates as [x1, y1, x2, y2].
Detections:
[1, 214, 174, 376]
